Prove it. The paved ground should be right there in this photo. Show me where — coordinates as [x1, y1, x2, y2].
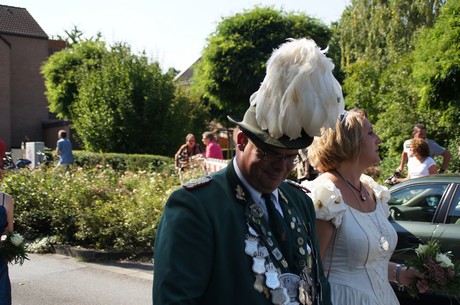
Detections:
[10, 253, 153, 305]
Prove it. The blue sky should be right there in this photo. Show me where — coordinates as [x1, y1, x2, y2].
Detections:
[2, 0, 349, 72]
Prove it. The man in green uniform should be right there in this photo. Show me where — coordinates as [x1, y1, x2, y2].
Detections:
[153, 38, 344, 305]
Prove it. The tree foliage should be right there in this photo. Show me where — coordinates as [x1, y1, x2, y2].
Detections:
[411, 0, 460, 140]
[41, 39, 107, 119]
[339, 0, 445, 118]
[42, 33, 208, 155]
[337, 0, 458, 180]
[192, 6, 332, 118]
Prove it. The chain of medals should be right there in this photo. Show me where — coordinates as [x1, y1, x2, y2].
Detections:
[336, 171, 390, 252]
[241, 185, 320, 305]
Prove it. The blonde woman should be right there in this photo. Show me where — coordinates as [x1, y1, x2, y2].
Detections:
[303, 108, 428, 305]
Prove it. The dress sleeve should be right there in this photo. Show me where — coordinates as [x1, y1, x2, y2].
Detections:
[304, 178, 346, 228]
[361, 174, 392, 217]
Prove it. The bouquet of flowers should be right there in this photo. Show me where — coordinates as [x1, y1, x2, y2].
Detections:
[0, 232, 28, 265]
[405, 239, 460, 297]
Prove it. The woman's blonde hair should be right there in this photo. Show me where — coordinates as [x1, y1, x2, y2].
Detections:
[308, 108, 367, 173]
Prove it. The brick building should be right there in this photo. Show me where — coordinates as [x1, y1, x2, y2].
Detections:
[0, 5, 66, 150]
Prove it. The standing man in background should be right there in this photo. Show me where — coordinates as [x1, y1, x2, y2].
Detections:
[396, 123, 451, 174]
[56, 130, 74, 166]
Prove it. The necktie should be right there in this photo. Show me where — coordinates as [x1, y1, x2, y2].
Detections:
[262, 193, 293, 270]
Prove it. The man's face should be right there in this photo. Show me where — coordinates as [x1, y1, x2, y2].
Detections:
[238, 138, 298, 193]
[414, 128, 427, 139]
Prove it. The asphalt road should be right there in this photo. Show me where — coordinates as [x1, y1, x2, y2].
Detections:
[9, 254, 458, 305]
[9, 253, 153, 305]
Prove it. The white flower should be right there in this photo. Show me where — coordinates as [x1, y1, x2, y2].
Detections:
[415, 244, 429, 256]
[436, 252, 454, 268]
[10, 233, 24, 246]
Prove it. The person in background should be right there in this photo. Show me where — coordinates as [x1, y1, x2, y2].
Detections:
[174, 134, 204, 171]
[296, 148, 319, 183]
[396, 123, 451, 174]
[0, 191, 14, 305]
[392, 138, 437, 183]
[153, 38, 345, 305]
[0, 138, 5, 170]
[303, 108, 428, 305]
[56, 130, 74, 166]
[202, 131, 224, 159]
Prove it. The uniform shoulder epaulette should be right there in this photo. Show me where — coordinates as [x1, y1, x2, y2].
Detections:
[285, 179, 310, 194]
[182, 176, 213, 190]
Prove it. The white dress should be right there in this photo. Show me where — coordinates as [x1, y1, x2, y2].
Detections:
[304, 174, 399, 305]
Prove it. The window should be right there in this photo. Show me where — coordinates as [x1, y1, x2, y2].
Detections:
[389, 183, 448, 222]
[446, 189, 460, 224]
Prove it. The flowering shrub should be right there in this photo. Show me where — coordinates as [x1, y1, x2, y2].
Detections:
[0, 162, 180, 255]
[405, 239, 460, 297]
[0, 232, 28, 265]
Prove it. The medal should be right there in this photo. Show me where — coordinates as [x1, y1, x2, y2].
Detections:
[265, 263, 281, 289]
[279, 273, 300, 303]
[250, 204, 264, 218]
[380, 236, 389, 251]
[252, 253, 266, 274]
[259, 246, 270, 258]
[248, 224, 259, 236]
[270, 287, 288, 305]
[254, 273, 265, 293]
[245, 235, 259, 256]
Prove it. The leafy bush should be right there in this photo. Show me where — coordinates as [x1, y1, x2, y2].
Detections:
[0, 164, 180, 255]
[73, 150, 175, 173]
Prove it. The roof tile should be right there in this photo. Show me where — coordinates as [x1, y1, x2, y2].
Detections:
[0, 5, 48, 39]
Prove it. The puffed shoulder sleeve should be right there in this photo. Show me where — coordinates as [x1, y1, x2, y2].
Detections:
[303, 178, 346, 228]
[361, 174, 392, 217]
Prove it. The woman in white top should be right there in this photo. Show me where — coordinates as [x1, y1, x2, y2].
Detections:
[303, 108, 428, 305]
[393, 137, 437, 183]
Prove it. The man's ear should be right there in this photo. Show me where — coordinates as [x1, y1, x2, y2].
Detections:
[236, 131, 248, 151]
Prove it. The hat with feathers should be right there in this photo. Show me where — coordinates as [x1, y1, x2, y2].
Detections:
[228, 38, 344, 149]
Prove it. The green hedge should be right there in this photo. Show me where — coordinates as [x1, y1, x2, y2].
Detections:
[73, 150, 175, 173]
[0, 152, 181, 256]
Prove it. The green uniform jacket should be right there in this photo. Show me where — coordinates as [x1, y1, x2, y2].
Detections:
[153, 160, 331, 305]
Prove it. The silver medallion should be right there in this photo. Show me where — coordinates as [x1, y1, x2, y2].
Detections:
[259, 246, 270, 258]
[250, 204, 264, 218]
[279, 273, 301, 303]
[248, 224, 259, 237]
[380, 236, 389, 251]
[245, 235, 259, 256]
[252, 254, 266, 274]
[265, 263, 281, 289]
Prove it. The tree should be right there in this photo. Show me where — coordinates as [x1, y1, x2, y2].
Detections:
[70, 43, 207, 155]
[339, 0, 445, 116]
[42, 33, 209, 155]
[41, 38, 107, 119]
[411, 0, 460, 144]
[192, 6, 332, 118]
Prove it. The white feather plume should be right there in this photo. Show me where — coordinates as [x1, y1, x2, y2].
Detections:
[251, 38, 344, 139]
